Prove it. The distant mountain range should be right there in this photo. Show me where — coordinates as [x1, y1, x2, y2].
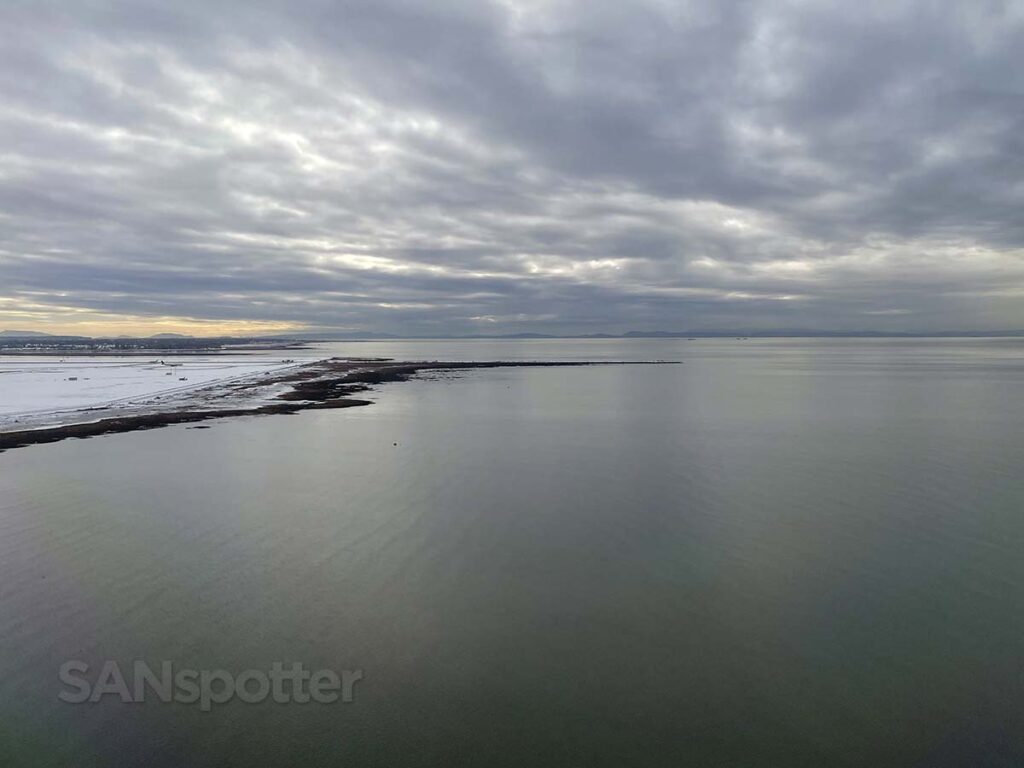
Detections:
[280, 329, 1024, 340]
[0, 329, 55, 337]
[4, 328, 1024, 341]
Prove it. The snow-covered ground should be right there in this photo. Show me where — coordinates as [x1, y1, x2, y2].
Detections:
[0, 354, 318, 431]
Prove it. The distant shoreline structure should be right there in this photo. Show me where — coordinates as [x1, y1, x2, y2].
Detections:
[2, 329, 1024, 354]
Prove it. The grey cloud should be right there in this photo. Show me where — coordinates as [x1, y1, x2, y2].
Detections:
[1, 0, 1023, 335]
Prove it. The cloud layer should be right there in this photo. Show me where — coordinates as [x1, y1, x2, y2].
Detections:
[2, 0, 1023, 335]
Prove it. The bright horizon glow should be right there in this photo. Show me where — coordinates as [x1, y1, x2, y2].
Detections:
[0, 306, 303, 337]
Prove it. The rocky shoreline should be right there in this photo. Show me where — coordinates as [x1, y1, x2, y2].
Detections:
[0, 358, 677, 452]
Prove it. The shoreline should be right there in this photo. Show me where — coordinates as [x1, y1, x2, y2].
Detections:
[0, 358, 678, 452]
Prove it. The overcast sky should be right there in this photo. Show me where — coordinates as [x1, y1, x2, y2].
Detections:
[2, 0, 1023, 336]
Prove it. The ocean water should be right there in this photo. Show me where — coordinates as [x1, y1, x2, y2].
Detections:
[1, 339, 1023, 766]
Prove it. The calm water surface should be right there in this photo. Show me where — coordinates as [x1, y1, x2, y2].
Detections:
[1, 339, 1023, 766]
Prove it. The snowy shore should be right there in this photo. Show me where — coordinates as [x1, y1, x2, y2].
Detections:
[0, 354, 315, 432]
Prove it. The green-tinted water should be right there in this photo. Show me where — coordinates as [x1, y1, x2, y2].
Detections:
[1, 339, 1023, 766]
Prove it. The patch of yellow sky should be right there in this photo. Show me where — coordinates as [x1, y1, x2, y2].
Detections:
[0, 300, 302, 337]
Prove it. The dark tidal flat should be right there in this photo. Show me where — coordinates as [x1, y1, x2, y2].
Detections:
[1, 338, 1023, 767]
